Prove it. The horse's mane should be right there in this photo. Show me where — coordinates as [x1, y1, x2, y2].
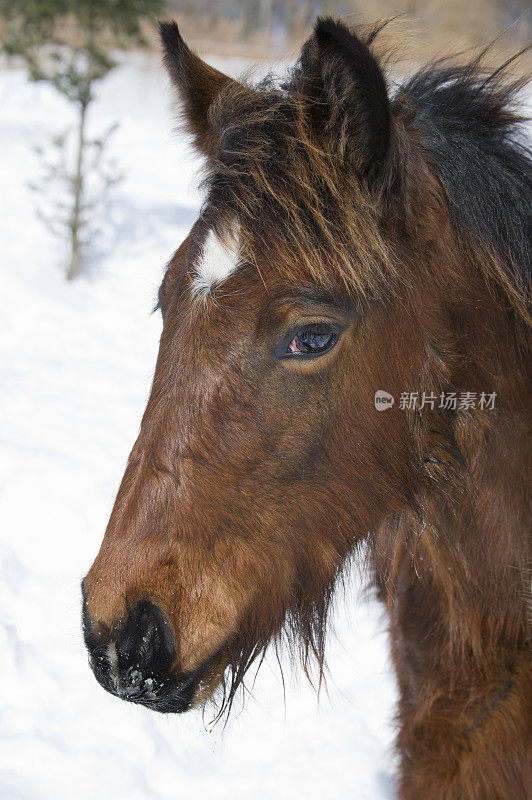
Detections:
[401, 59, 532, 305]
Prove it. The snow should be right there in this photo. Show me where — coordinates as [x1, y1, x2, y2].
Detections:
[0, 54, 397, 800]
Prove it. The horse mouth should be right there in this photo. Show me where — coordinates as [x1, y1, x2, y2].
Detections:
[90, 627, 232, 711]
[116, 668, 199, 713]
[87, 645, 227, 713]
[123, 651, 229, 714]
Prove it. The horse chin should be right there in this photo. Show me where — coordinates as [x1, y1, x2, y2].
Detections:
[188, 650, 230, 709]
[134, 649, 230, 714]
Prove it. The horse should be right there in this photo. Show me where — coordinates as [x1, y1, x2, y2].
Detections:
[82, 18, 531, 799]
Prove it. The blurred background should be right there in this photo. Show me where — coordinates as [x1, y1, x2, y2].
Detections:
[0, 2, 529, 799]
[164, 0, 531, 56]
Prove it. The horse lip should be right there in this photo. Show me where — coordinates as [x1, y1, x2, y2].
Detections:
[123, 669, 199, 713]
[122, 648, 229, 713]
[86, 655, 199, 712]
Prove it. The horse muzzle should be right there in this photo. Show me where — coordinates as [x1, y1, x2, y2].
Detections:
[81, 590, 199, 713]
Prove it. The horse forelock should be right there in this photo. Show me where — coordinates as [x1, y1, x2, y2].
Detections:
[196, 38, 531, 321]
[201, 80, 396, 302]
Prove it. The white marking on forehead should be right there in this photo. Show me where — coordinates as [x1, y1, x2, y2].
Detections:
[192, 227, 240, 299]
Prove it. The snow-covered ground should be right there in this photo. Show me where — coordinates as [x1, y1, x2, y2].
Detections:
[0, 54, 397, 800]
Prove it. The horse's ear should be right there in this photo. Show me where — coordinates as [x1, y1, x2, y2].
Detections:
[299, 18, 392, 180]
[159, 21, 235, 158]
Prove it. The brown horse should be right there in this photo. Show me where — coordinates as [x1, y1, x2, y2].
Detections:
[82, 18, 532, 799]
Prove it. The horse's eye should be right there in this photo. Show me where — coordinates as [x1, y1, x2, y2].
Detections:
[283, 323, 338, 358]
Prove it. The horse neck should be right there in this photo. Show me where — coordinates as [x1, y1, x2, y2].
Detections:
[373, 284, 531, 657]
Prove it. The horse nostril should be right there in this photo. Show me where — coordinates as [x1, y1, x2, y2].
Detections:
[82, 597, 177, 705]
[115, 600, 175, 689]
